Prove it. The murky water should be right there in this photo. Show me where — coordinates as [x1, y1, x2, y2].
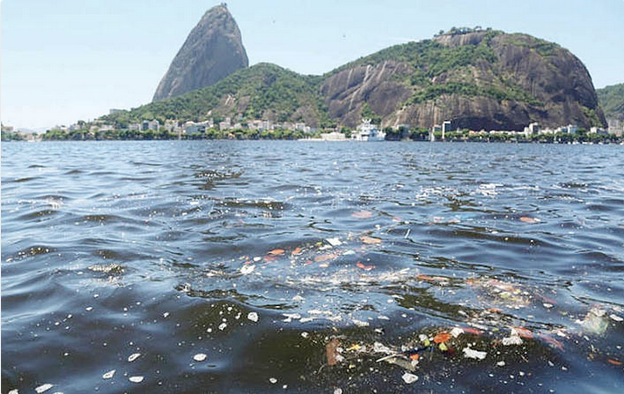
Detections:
[2, 141, 623, 393]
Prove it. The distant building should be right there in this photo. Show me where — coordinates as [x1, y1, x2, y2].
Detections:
[164, 120, 179, 132]
[320, 131, 347, 141]
[109, 109, 123, 115]
[528, 122, 539, 134]
[142, 119, 160, 131]
[129, 124, 141, 132]
[590, 127, 608, 135]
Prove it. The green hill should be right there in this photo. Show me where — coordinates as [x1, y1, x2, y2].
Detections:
[597, 83, 624, 120]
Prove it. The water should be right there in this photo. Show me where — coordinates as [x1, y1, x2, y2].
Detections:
[2, 141, 623, 393]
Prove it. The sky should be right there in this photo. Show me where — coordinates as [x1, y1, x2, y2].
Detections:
[1, 0, 623, 130]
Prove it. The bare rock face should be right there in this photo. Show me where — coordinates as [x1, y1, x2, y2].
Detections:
[321, 31, 606, 130]
[152, 5, 248, 102]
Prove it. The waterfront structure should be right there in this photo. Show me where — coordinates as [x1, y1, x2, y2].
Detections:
[353, 119, 385, 141]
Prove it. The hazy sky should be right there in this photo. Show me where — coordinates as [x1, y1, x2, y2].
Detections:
[2, 0, 623, 129]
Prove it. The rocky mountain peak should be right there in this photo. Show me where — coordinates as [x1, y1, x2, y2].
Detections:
[152, 4, 249, 102]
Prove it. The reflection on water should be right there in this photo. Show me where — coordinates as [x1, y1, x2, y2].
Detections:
[2, 141, 624, 393]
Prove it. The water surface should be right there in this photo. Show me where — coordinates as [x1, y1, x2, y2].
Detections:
[2, 141, 623, 393]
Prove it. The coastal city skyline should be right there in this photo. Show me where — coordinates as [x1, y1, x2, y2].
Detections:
[2, 0, 624, 130]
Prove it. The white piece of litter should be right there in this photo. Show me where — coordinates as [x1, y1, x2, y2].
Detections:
[35, 384, 53, 393]
[463, 347, 487, 360]
[240, 265, 255, 275]
[497, 361, 506, 367]
[193, 353, 207, 362]
[352, 319, 369, 327]
[301, 332, 309, 338]
[129, 376, 144, 383]
[326, 237, 342, 247]
[334, 389, 343, 394]
[247, 312, 259, 322]
[610, 314, 623, 322]
[269, 378, 278, 384]
[543, 303, 553, 309]
[102, 370, 116, 379]
[502, 335, 523, 346]
[218, 323, 227, 330]
[8, 390, 19, 394]
[85, 307, 93, 311]
[163, 312, 170, 318]
[128, 353, 141, 362]
[402, 372, 419, 384]
[450, 327, 464, 338]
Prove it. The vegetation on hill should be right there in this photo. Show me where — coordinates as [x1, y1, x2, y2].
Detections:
[104, 63, 329, 128]
[597, 83, 624, 120]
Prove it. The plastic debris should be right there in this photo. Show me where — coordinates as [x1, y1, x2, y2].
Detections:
[352, 319, 369, 327]
[497, 361, 506, 367]
[433, 332, 451, 344]
[268, 249, 285, 256]
[577, 308, 608, 335]
[128, 353, 141, 362]
[609, 314, 623, 322]
[102, 369, 116, 379]
[326, 237, 342, 246]
[247, 312, 259, 322]
[193, 353, 207, 362]
[356, 262, 374, 271]
[520, 216, 540, 223]
[334, 389, 343, 394]
[129, 376, 144, 383]
[450, 327, 464, 338]
[269, 378, 278, 384]
[373, 342, 393, 354]
[218, 322, 227, 330]
[463, 347, 487, 360]
[360, 235, 381, 245]
[240, 264, 255, 275]
[502, 333, 523, 346]
[326, 338, 343, 366]
[8, 390, 18, 394]
[35, 384, 53, 393]
[402, 372, 419, 384]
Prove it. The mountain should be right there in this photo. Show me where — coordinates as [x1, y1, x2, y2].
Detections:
[108, 27, 606, 131]
[152, 4, 248, 102]
[321, 30, 605, 130]
[597, 83, 624, 121]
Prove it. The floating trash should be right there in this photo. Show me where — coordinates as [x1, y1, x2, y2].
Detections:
[402, 372, 418, 384]
[193, 353, 207, 362]
[129, 376, 144, 383]
[240, 264, 255, 275]
[102, 369, 116, 379]
[35, 384, 53, 393]
[128, 353, 141, 362]
[463, 347, 487, 360]
[247, 312, 259, 322]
